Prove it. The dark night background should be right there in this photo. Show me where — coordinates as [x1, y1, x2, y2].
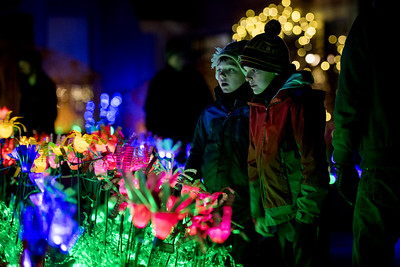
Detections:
[0, 0, 397, 266]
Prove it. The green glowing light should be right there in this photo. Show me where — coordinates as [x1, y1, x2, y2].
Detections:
[329, 173, 336, 184]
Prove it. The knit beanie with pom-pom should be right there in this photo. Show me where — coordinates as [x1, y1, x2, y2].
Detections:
[240, 20, 293, 73]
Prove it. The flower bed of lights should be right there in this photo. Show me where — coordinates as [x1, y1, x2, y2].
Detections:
[0, 110, 238, 266]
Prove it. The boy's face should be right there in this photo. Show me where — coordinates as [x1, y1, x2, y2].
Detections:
[244, 66, 277, 95]
[215, 57, 246, 93]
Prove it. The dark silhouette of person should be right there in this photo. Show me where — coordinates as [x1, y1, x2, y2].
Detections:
[144, 37, 213, 163]
[332, 1, 400, 266]
[18, 50, 57, 136]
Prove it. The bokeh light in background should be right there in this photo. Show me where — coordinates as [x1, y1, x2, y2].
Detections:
[232, 0, 345, 75]
[231, 0, 349, 122]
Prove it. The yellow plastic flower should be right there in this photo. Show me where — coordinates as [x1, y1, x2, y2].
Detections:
[49, 143, 64, 156]
[61, 130, 105, 155]
[0, 111, 26, 139]
[73, 133, 90, 153]
[19, 136, 37, 146]
[32, 151, 47, 173]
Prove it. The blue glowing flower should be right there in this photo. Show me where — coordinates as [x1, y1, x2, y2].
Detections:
[23, 176, 81, 258]
[9, 144, 39, 173]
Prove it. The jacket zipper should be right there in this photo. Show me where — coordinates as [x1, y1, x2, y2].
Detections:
[259, 100, 282, 208]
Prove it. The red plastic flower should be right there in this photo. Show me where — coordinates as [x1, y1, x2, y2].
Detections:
[129, 203, 152, 228]
[151, 212, 179, 240]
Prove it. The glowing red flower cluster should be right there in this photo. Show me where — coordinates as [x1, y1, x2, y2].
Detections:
[119, 168, 234, 243]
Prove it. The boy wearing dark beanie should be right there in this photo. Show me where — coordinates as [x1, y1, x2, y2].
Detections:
[241, 20, 329, 267]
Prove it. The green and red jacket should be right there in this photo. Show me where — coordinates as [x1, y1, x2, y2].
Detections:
[248, 71, 329, 226]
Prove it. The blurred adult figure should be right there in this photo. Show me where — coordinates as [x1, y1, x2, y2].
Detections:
[332, 1, 400, 266]
[18, 50, 57, 136]
[144, 37, 213, 163]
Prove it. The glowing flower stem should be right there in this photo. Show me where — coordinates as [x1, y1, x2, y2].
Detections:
[92, 180, 102, 233]
[117, 214, 124, 255]
[104, 189, 109, 247]
[76, 152, 84, 225]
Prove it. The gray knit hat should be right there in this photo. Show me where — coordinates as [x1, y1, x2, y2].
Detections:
[211, 40, 248, 75]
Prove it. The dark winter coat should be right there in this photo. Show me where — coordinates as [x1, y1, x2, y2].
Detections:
[332, 7, 400, 169]
[185, 82, 253, 207]
[248, 71, 329, 226]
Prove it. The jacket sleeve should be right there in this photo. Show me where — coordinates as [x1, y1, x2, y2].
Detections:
[184, 110, 208, 180]
[332, 14, 369, 165]
[291, 90, 329, 224]
[248, 110, 264, 219]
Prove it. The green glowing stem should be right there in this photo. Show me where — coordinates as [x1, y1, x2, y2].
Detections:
[93, 180, 101, 230]
[77, 158, 81, 225]
[104, 189, 109, 247]
[118, 214, 124, 255]
[132, 232, 143, 267]
[125, 220, 134, 264]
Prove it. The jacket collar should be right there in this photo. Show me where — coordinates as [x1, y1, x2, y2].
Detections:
[250, 71, 314, 106]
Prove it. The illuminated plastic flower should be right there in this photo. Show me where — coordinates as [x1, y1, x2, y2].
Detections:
[151, 212, 179, 240]
[92, 125, 124, 153]
[31, 151, 47, 173]
[19, 136, 37, 146]
[184, 189, 234, 244]
[94, 158, 107, 177]
[129, 203, 151, 228]
[24, 176, 80, 258]
[123, 170, 195, 240]
[181, 185, 199, 199]
[48, 143, 67, 169]
[207, 206, 232, 244]
[73, 133, 90, 154]
[49, 142, 65, 157]
[155, 138, 181, 159]
[155, 138, 181, 169]
[61, 130, 103, 155]
[187, 214, 212, 238]
[0, 106, 9, 119]
[10, 144, 39, 173]
[0, 110, 26, 139]
[1, 138, 16, 167]
[195, 191, 224, 215]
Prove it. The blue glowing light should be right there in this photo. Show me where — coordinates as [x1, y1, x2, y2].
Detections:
[110, 93, 122, 107]
[84, 92, 122, 133]
[100, 93, 110, 108]
[86, 101, 95, 111]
